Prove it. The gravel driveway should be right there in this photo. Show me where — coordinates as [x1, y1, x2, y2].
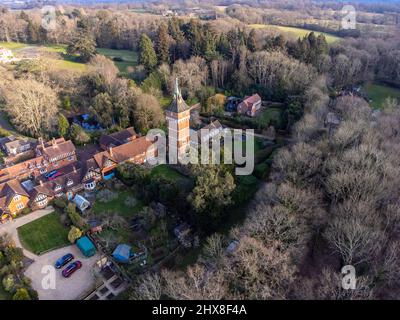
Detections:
[24, 245, 100, 300]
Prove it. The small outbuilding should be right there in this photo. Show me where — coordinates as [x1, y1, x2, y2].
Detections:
[112, 244, 133, 264]
[77, 236, 96, 257]
[88, 219, 103, 234]
[73, 194, 91, 212]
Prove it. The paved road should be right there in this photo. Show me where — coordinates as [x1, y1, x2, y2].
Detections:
[0, 207, 54, 260]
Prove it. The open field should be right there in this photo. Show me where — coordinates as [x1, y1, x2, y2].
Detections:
[96, 47, 138, 74]
[249, 24, 341, 43]
[363, 82, 400, 109]
[0, 41, 87, 72]
[17, 213, 70, 255]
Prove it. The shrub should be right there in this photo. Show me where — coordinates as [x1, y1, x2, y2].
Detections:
[2, 274, 15, 292]
[254, 162, 270, 180]
[0, 265, 10, 277]
[53, 198, 68, 210]
[21, 207, 31, 215]
[68, 226, 83, 244]
[12, 288, 31, 300]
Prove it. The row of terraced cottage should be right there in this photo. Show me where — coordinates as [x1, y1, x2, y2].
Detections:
[0, 128, 157, 222]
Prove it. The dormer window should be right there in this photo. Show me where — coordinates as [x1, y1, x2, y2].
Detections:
[54, 185, 62, 192]
[66, 179, 74, 187]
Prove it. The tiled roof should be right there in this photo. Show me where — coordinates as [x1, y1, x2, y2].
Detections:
[0, 179, 30, 210]
[243, 94, 261, 105]
[167, 78, 191, 113]
[99, 127, 137, 149]
[40, 140, 76, 160]
[94, 136, 155, 168]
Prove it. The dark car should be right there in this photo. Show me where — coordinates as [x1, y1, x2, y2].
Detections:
[45, 170, 58, 179]
[62, 261, 82, 278]
[55, 253, 74, 269]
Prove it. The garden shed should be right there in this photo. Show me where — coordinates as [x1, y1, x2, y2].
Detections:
[77, 236, 96, 257]
[112, 244, 132, 263]
[74, 195, 91, 212]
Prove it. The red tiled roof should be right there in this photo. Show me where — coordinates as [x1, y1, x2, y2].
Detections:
[94, 136, 155, 168]
[243, 94, 261, 105]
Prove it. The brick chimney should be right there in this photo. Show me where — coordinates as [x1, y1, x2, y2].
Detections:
[39, 180, 43, 186]
[73, 166, 77, 174]
[109, 147, 113, 157]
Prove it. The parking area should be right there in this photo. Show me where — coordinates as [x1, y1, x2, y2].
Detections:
[24, 245, 100, 300]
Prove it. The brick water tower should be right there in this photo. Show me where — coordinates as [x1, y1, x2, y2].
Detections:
[166, 78, 191, 163]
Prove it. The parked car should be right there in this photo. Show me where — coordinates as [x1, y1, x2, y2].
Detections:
[45, 170, 58, 178]
[55, 253, 74, 269]
[48, 172, 63, 180]
[62, 261, 82, 278]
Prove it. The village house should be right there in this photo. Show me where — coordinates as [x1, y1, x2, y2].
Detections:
[0, 136, 35, 165]
[28, 160, 102, 211]
[191, 120, 226, 147]
[0, 137, 77, 184]
[237, 94, 262, 117]
[94, 135, 157, 180]
[0, 136, 32, 157]
[0, 179, 30, 221]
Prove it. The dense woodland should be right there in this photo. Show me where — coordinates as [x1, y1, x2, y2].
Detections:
[1, 2, 400, 300]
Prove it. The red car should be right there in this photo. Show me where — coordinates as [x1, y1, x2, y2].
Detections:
[48, 172, 63, 181]
[62, 261, 82, 278]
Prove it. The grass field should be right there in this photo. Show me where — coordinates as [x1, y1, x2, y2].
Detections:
[249, 24, 341, 44]
[93, 190, 144, 218]
[363, 82, 400, 109]
[17, 213, 70, 255]
[0, 41, 28, 50]
[96, 47, 138, 73]
[0, 41, 86, 72]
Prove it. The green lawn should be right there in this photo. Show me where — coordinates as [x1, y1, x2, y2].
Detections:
[249, 24, 341, 44]
[150, 164, 187, 181]
[0, 41, 28, 50]
[96, 47, 138, 73]
[17, 213, 70, 255]
[93, 190, 144, 218]
[363, 82, 400, 109]
[49, 58, 87, 72]
[259, 108, 283, 127]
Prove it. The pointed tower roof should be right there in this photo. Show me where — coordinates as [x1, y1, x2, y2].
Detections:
[167, 78, 191, 113]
